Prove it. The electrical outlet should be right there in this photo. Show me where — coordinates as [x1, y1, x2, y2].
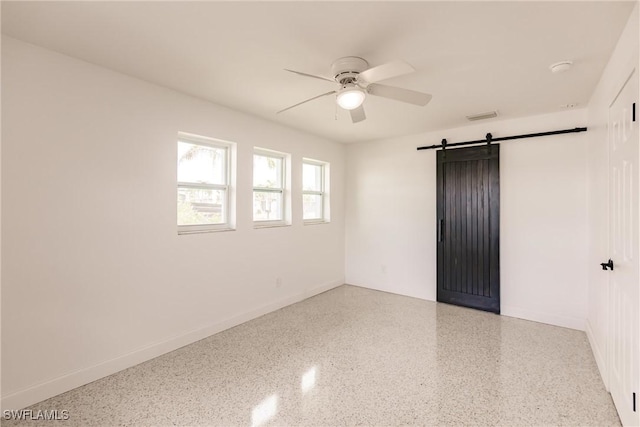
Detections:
[381, 265, 387, 274]
[275, 277, 282, 288]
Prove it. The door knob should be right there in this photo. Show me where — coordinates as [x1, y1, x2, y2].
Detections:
[600, 259, 614, 271]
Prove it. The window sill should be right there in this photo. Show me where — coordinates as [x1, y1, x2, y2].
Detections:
[304, 220, 330, 226]
[178, 227, 235, 235]
[254, 221, 291, 229]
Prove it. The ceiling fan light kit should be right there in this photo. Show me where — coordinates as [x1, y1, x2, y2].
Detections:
[278, 56, 432, 123]
[337, 85, 366, 110]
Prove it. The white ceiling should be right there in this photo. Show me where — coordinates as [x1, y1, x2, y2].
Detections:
[1, 1, 635, 143]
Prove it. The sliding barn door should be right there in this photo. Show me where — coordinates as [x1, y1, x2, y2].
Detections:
[437, 145, 500, 313]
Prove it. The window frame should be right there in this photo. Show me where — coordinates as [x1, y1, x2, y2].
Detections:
[302, 158, 330, 224]
[177, 133, 234, 234]
[253, 147, 289, 227]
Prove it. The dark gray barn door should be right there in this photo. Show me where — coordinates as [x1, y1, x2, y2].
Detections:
[436, 145, 500, 313]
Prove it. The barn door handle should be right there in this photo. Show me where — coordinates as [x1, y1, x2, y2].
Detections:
[438, 219, 444, 242]
[600, 259, 614, 271]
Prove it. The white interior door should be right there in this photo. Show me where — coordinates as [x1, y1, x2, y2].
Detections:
[608, 69, 639, 427]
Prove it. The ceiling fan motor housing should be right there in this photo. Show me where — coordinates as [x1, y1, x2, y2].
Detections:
[331, 56, 369, 85]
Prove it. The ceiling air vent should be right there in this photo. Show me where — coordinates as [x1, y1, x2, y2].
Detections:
[466, 111, 498, 121]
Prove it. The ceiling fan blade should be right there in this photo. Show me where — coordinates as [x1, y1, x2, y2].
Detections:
[359, 60, 415, 84]
[284, 69, 334, 83]
[277, 91, 337, 114]
[350, 105, 366, 123]
[367, 83, 432, 106]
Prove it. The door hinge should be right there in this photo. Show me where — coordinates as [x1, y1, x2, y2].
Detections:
[634, 392, 636, 412]
[633, 103, 636, 122]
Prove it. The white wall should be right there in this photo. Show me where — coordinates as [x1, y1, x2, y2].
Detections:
[1, 37, 345, 409]
[346, 109, 589, 330]
[585, 3, 639, 389]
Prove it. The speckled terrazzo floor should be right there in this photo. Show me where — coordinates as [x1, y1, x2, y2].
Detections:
[4, 285, 620, 427]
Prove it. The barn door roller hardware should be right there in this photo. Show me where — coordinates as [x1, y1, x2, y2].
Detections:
[416, 127, 587, 151]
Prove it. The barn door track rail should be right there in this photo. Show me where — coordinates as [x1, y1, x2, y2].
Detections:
[416, 127, 588, 151]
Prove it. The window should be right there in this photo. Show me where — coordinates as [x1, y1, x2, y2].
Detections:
[177, 133, 234, 233]
[253, 148, 289, 225]
[303, 159, 329, 223]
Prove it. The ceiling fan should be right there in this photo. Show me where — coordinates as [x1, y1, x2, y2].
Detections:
[277, 56, 432, 123]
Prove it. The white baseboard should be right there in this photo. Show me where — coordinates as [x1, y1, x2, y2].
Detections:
[345, 282, 436, 302]
[585, 319, 609, 391]
[1, 280, 344, 411]
[348, 283, 585, 331]
[501, 305, 585, 331]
